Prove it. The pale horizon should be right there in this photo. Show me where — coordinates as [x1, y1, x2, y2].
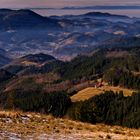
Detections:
[0, 0, 140, 9]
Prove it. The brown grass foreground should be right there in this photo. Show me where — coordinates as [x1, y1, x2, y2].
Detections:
[0, 111, 140, 139]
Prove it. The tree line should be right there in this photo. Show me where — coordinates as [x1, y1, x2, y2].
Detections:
[68, 91, 140, 128]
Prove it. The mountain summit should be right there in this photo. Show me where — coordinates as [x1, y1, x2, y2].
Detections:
[0, 9, 61, 30]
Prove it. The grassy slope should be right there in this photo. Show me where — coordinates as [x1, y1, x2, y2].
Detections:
[0, 111, 140, 139]
[71, 86, 136, 102]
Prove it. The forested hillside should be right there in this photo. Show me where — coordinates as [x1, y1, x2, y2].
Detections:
[0, 41, 139, 129]
[68, 91, 140, 128]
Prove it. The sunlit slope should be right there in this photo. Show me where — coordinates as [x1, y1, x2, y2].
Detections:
[71, 86, 136, 102]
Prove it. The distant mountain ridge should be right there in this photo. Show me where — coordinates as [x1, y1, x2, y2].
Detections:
[62, 5, 140, 10]
[21, 53, 56, 63]
[3, 53, 58, 67]
[0, 9, 139, 61]
[0, 9, 61, 30]
[98, 37, 140, 49]
[3, 53, 63, 76]
[83, 12, 129, 18]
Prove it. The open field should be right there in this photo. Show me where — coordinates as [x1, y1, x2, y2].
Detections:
[71, 86, 136, 102]
[0, 111, 140, 139]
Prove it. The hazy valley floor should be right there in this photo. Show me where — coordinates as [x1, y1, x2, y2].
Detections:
[0, 111, 140, 140]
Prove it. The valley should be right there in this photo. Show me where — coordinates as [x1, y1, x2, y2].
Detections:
[0, 9, 139, 61]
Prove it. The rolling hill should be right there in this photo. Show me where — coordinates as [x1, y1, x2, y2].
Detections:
[0, 49, 11, 67]
[3, 53, 63, 75]
[0, 9, 139, 60]
[0, 9, 61, 30]
[0, 69, 14, 83]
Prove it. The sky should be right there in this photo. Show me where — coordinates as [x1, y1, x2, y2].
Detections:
[0, 0, 140, 8]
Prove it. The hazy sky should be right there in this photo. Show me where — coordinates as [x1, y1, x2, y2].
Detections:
[0, 0, 140, 8]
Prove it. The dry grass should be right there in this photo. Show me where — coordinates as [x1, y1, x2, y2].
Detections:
[4, 72, 60, 92]
[100, 86, 136, 96]
[0, 110, 140, 139]
[21, 60, 38, 66]
[106, 51, 129, 58]
[71, 87, 103, 102]
[71, 86, 136, 102]
[0, 110, 21, 118]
